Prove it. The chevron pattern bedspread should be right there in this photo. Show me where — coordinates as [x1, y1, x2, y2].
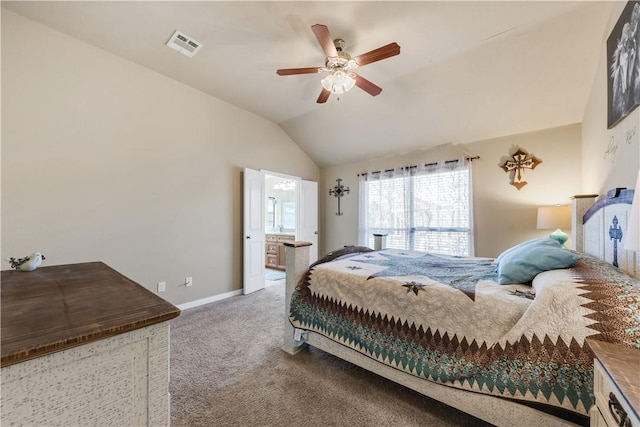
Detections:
[289, 247, 640, 415]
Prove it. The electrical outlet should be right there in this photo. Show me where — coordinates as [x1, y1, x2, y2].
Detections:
[185, 277, 193, 287]
[157, 281, 166, 293]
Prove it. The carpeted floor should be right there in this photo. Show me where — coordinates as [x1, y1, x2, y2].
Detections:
[169, 283, 493, 427]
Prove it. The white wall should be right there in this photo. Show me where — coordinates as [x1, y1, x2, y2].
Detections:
[320, 124, 582, 258]
[581, 2, 639, 193]
[1, 10, 320, 305]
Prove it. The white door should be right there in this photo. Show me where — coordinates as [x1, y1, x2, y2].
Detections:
[243, 168, 265, 294]
[299, 180, 318, 264]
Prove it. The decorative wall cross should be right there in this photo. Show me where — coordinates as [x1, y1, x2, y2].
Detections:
[329, 178, 350, 216]
[609, 215, 623, 267]
[498, 148, 542, 190]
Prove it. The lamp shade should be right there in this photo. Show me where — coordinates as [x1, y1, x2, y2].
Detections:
[624, 170, 640, 252]
[537, 205, 571, 230]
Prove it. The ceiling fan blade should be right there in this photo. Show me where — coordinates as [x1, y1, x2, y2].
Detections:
[276, 67, 322, 76]
[317, 88, 331, 104]
[354, 74, 383, 97]
[354, 42, 401, 67]
[311, 24, 338, 58]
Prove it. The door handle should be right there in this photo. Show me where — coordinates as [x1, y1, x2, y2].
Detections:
[314, 231, 318, 235]
[246, 236, 251, 239]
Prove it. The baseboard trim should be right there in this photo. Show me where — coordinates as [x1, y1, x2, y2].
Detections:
[177, 289, 243, 311]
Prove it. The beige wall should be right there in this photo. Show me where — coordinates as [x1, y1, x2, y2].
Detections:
[466, 125, 582, 256]
[1, 10, 319, 305]
[581, 2, 639, 192]
[320, 124, 582, 258]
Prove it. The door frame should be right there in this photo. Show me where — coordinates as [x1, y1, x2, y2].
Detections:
[243, 169, 318, 294]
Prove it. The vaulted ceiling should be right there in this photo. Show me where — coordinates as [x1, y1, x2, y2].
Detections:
[3, 1, 614, 167]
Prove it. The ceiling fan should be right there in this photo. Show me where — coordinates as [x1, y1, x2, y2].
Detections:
[276, 24, 401, 103]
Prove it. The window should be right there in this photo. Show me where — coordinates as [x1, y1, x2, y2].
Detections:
[359, 158, 473, 256]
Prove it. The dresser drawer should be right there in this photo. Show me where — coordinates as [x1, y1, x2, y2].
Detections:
[593, 359, 639, 427]
[266, 254, 278, 267]
[277, 235, 295, 243]
[590, 405, 607, 427]
[266, 235, 278, 242]
[266, 244, 278, 254]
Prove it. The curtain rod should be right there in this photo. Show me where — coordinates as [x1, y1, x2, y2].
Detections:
[357, 156, 479, 177]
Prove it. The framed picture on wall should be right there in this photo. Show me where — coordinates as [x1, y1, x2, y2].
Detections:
[607, 0, 640, 129]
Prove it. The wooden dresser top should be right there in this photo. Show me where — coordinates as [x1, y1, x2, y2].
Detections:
[1, 262, 180, 367]
[587, 339, 640, 419]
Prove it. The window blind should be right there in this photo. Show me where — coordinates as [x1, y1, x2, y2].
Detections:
[359, 158, 473, 256]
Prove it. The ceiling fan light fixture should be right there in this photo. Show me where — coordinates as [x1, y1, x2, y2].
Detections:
[276, 24, 399, 103]
[321, 70, 356, 94]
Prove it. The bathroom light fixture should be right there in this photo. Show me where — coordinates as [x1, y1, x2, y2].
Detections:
[274, 179, 296, 191]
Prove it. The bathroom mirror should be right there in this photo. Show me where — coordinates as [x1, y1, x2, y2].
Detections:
[267, 196, 277, 229]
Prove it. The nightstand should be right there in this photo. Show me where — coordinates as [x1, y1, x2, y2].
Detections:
[587, 339, 640, 427]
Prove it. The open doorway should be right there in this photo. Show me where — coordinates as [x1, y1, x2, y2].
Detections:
[243, 168, 318, 295]
[264, 173, 297, 286]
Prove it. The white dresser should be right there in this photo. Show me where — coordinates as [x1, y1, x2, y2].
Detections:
[588, 340, 640, 427]
[1, 262, 180, 426]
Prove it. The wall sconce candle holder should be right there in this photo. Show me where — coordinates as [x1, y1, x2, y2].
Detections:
[329, 178, 350, 216]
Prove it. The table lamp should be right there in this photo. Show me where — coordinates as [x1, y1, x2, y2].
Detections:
[537, 205, 571, 247]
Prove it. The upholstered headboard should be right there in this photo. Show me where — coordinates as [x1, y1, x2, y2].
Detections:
[572, 188, 638, 278]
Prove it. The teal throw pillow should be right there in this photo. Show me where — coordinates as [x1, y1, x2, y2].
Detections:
[495, 238, 562, 268]
[497, 242, 580, 285]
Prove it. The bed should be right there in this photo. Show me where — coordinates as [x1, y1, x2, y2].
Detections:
[282, 189, 639, 427]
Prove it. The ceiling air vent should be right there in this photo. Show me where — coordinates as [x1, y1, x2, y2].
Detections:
[166, 30, 202, 58]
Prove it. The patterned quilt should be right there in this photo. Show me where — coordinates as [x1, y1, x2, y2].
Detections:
[289, 247, 640, 416]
